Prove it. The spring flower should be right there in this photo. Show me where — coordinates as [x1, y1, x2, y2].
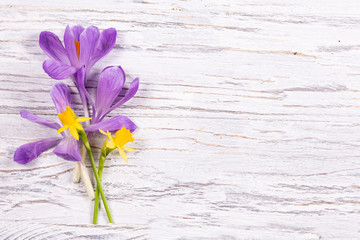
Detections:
[93, 126, 135, 223]
[82, 66, 139, 133]
[39, 25, 116, 80]
[14, 84, 82, 164]
[39, 26, 138, 134]
[39, 25, 117, 116]
[99, 127, 135, 162]
[57, 106, 91, 140]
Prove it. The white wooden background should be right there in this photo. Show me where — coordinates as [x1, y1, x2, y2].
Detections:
[0, 0, 360, 239]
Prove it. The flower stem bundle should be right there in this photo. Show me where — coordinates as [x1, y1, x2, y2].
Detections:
[13, 25, 140, 224]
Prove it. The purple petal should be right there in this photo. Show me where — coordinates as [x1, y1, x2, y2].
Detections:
[20, 110, 61, 130]
[39, 31, 70, 65]
[50, 83, 72, 113]
[64, 25, 84, 68]
[88, 28, 117, 69]
[43, 59, 77, 80]
[102, 77, 139, 119]
[14, 137, 61, 164]
[74, 66, 96, 112]
[69, 25, 85, 41]
[85, 115, 137, 133]
[74, 65, 86, 88]
[53, 136, 81, 161]
[79, 26, 100, 67]
[95, 66, 125, 119]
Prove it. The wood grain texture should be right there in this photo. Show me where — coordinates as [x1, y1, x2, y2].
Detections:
[1, 0, 360, 239]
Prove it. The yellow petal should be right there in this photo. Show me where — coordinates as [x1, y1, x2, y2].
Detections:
[74, 122, 83, 130]
[118, 147, 128, 162]
[108, 133, 116, 144]
[69, 126, 79, 140]
[99, 129, 107, 135]
[67, 106, 76, 118]
[123, 146, 135, 152]
[106, 141, 116, 149]
[101, 135, 109, 150]
[77, 117, 91, 123]
[106, 131, 113, 139]
[57, 125, 69, 133]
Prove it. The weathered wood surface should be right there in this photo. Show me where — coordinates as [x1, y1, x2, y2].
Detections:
[1, 0, 360, 239]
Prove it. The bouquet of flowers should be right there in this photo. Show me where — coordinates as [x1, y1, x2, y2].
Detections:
[13, 25, 139, 224]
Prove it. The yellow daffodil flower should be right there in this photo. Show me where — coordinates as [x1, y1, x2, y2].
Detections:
[99, 127, 135, 162]
[57, 106, 91, 140]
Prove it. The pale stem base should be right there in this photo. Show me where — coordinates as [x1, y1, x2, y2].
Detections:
[79, 161, 95, 200]
[73, 145, 87, 183]
[72, 97, 94, 200]
[73, 146, 95, 200]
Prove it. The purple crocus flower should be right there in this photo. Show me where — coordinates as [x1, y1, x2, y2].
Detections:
[39, 25, 117, 113]
[14, 81, 138, 164]
[78, 65, 139, 133]
[14, 83, 82, 164]
[39, 25, 116, 80]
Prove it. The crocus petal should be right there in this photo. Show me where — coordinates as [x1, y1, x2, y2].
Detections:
[64, 25, 84, 68]
[20, 110, 61, 130]
[103, 77, 139, 119]
[39, 31, 70, 65]
[88, 28, 117, 70]
[95, 66, 125, 119]
[50, 83, 72, 113]
[14, 137, 61, 164]
[85, 115, 137, 133]
[79, 26, 100, 67]
[74, 65, 86, 91]
[53, 136, 81, 161]
[75, 66, 96, 112]
[43, 59, 77, 80]
[69, 25, 85, 41]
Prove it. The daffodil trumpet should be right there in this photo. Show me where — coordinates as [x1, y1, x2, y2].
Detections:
[93, 127, 135, 224]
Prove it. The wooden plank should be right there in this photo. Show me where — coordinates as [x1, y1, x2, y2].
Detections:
[0, 0, 360, 239]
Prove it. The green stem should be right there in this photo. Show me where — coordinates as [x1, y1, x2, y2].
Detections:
[79, 130, 113, 224]
[93, 150, 107, 224]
